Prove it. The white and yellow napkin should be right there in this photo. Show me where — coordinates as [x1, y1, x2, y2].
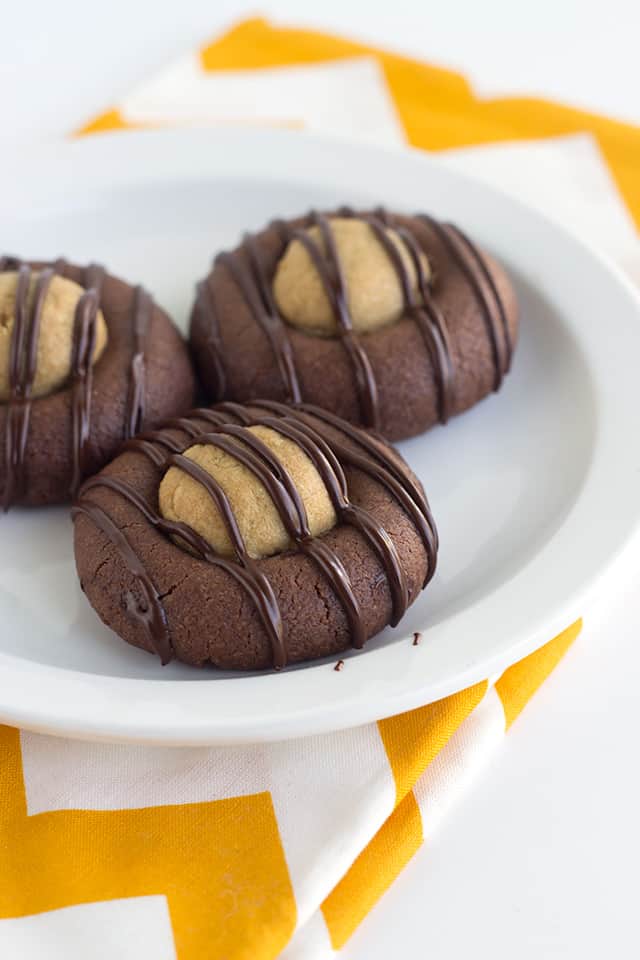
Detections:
[2, 17, 640, 959]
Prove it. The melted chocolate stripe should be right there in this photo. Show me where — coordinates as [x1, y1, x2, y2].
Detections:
[72, 499, 174, 665]
[4, 267, 32, 510]
[214, 423, 313, 534]
[13, 271, 55, 503]
[408, 306, 452, 423]
[82, 474, 216, 559]
[342, 503, 409, 627]
[362, 215, 415, 306]
[81, 471, 291, 669]
[83, 443, 290, 668]
[288, 219, 380, 429]
[252, 402, 437, 584]
[394, 224, 456, 423]
[121, 436, 168, 467]
[418, 214, 506, 390]
[189, 408, 228, 423]
[249, 414, 350, 506]
[298, 403, 434, 524]
[197, 278, 227, 401]
[168, 453, 247, 554]
[244, 234, 284, 319]
[311, 212, 349, 296]
[25, 271, 55, 391]
[373, 206, 391, 226]
[167, 449, 287, 669]
[5, 268, 31, 500]
[156, 417, 203, 438]
[300, 538, 366, 647]
[258, 400, 437, 546]
[330, 207, 455, 424]
[210, 401, 254, 425]
[4, 267, 31, 510]
[69, 290, 99, 496]
[125, 430, 183, 456]
[219, 249, 302, 404]
[3, 267, 56, 510]
[250, 413, 410, 623]
[193, 429, 364, 646]
[365, 211, 454, 424]
[324, 438, 437, 586]
[194, 432, 303, 538]
[446, 223, 513, 371]
[124, 286, 151, 441]
[69, 264, 105, 498]
[120, 414, 225, 465]
[243, 233, 302, 403]
[200, 424, 366, 645]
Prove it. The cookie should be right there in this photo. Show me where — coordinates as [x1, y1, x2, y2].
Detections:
[73, 401, 438, 670]
[0, 257, 196, 508]
[190, 208, 519, 441]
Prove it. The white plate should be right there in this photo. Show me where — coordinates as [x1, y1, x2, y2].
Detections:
[0, 128, 638, 744]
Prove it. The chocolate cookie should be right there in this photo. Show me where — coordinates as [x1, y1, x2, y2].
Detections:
[73, 401, 437, 670]
[0, 257, 196, 508]
[190, 208, 518, 441]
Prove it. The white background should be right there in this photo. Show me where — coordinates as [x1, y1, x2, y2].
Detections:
[5, 2, 640, 957]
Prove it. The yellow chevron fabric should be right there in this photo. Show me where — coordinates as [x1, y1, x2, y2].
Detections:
[0, 624, 581, 958]
[80, 17, 640, 229]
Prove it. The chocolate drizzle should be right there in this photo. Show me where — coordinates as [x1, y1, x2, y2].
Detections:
[287, 212, 381, 428]
[1, 258, 153, 508]
[74, 402, 438, 668]
[2, 264, 54, 510]
[73, 499, 173, 664]
[339, 207, 460, 424]
[124, 286, 152, 440]
[69, 264, 105, 497]
[194, 277, 227, 400]
[198, 208, 510, 430]
[258, 401, 439, 567]
[216, 243, 302, 404]
[418, 215, 512, 388]
[447, 223, 512, 373]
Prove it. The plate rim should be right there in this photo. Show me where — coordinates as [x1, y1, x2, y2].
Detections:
[1, 126, 639, 744]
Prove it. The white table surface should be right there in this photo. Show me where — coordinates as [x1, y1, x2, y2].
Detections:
[5, 2, 640, 958]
